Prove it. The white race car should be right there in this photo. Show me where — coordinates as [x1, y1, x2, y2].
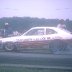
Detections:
[0, 27, 72, 52]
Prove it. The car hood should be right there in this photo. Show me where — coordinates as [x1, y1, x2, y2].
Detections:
[0, 35, 43, 43]
[0, 36, 22, 43]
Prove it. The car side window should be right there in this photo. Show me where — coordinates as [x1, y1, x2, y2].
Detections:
[25, 28, 44, 36]
[46, 28, 57, 35]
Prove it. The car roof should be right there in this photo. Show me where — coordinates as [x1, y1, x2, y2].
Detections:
[31, 27, 71, 34]
[23, 26, 71, 35]
[31, 27, 65, 31]
[31, 27, 57, 29]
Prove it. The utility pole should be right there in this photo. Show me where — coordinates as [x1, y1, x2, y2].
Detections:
[4, 23, 9, 37]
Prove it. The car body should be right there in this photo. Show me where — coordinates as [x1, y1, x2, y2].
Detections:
[0, 27, 72, 52]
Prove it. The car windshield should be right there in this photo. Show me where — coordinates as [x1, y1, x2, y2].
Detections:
[0, 0, 72, 72]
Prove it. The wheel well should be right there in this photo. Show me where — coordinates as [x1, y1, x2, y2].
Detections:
[3, 42, 17, 51]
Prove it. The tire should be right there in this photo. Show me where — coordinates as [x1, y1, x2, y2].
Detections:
[0, 43, 3, 50]
[49, 40, 67, 54]
[66, 43, 72, 52]
[3, 42, 17, 52]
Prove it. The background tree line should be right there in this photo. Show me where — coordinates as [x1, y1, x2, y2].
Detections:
[0, 17, 72, 33]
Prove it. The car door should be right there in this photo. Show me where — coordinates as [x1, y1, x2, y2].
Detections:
[45, 28, 58, 40]
[18, 28, 46, 48]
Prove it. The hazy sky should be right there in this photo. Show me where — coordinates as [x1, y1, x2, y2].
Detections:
[0, 0, 72, 20]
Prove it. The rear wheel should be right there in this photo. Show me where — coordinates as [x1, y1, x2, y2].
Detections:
[49, 40, 67, 54]
[4, 42, 17, 52]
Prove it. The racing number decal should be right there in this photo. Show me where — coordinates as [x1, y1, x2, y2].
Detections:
[29, 37, 46, 41]
[47, 37, 51, 40]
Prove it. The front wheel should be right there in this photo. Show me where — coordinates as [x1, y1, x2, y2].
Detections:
[3, 42, 17, 52]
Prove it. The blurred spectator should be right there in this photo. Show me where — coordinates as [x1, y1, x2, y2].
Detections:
[3, 23, 12, 37]
[57, 23, 66, 29]
[13, 31, 20, 36]
[57, 19, 66, 29]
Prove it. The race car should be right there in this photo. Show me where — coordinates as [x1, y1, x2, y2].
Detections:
[0, 27, 72, 53]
